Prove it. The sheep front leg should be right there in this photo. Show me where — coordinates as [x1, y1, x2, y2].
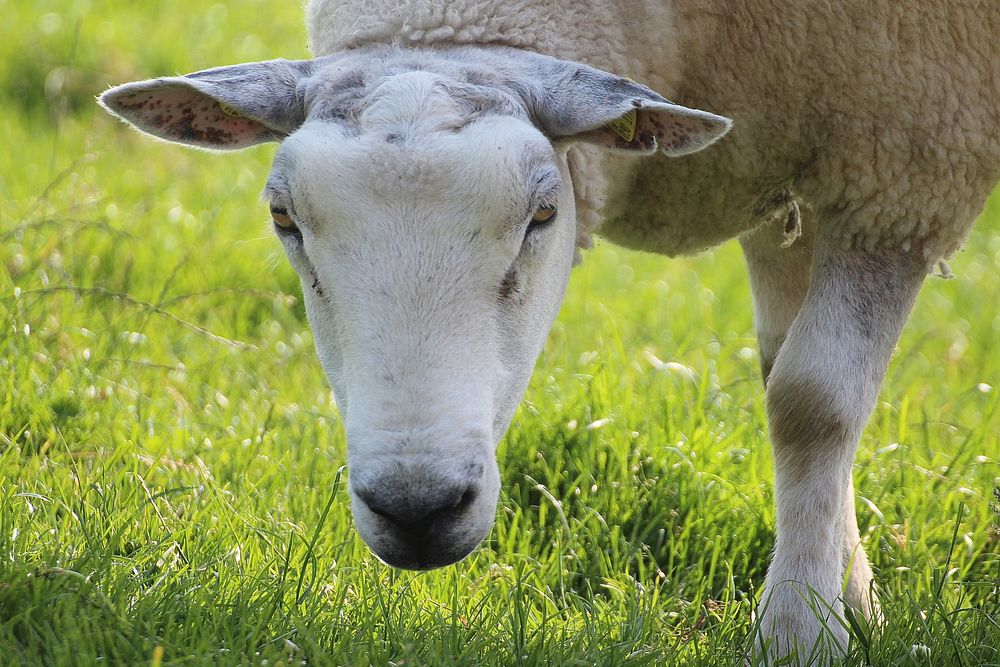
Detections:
[743, 214, 884, 627]
[756, 234, 926, 663]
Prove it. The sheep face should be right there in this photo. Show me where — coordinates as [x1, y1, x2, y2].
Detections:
[268, 103, 578, 569]
[99, 46, 731, 569]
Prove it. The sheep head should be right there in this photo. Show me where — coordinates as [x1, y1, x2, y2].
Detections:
[100, 46, 731, 570]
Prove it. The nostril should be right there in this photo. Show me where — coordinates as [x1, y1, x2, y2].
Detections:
[363, 499, 396, 523]
[453, 486, 477, 513]
[354, 487, 396, 522]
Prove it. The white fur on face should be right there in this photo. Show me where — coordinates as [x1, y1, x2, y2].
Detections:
[267, 72, 577, 568]
[99, 44, 731, 572]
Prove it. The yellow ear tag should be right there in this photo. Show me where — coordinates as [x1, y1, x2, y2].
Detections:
[606, 109, 637, 142]
[219, 102, 244, 118]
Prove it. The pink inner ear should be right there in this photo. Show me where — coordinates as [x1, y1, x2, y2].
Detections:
[112, 88, 275, 147]
[638, 111, 721, 155]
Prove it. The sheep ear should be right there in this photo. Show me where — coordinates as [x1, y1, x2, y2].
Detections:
[528, 61, 732, 157]
[99, 59, 315, 150]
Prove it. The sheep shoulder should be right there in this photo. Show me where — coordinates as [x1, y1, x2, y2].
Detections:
[602, 0, 1000, 260]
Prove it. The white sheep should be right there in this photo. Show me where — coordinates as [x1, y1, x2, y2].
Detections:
[99, 0, 1000, 663]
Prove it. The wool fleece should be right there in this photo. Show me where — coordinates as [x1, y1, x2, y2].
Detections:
[308, 0, 1000, 263]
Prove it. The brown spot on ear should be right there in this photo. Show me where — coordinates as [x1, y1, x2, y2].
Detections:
[667, 134, 693, 152]
[114, 93, 151, 113]
[110, 89, 276, 147]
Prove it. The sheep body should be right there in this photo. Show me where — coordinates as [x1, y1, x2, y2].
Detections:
[307, 0, 1000, 262]
[100, 3, 1000, 660]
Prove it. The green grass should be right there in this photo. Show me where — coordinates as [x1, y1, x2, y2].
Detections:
[2, 2, 999, 665]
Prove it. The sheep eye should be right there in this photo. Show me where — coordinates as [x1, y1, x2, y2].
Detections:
[523, 205, 557, 244]
[531, 205, 557, 226]
[270, 204, 296, 229]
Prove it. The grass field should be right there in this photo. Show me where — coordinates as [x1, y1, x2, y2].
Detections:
[2, 2, 999, 665]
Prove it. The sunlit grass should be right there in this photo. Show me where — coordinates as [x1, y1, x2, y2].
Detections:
[1, 2, 998, 665]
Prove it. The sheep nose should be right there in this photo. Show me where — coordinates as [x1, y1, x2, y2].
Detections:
[355, 483, 477, 534]
[349, 461, 491, 570]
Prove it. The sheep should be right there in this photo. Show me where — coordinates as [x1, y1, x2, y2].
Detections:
[99, 0, 1000, 663]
